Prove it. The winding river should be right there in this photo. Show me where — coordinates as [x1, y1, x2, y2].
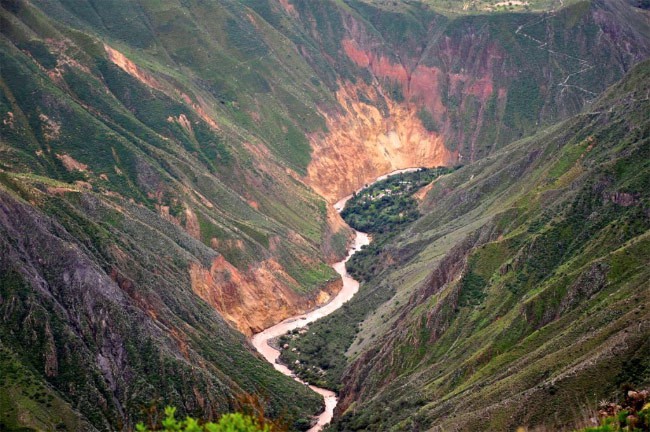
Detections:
[251, 168, 421, 431]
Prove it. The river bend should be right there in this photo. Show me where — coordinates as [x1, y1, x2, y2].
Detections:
[251, 169, 420, 430]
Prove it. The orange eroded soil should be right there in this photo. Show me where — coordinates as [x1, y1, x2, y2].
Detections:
[190, 256, 342, 336]
[306, 79, 456, 202]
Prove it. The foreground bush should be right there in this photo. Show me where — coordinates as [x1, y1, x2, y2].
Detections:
[136, 407, 271, 432]
[577, 390, 650, 432]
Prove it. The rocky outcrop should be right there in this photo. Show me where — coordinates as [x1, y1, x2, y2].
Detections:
[306, 81, 455, 202]
[190, 256, 342, 336]
[605, 191, 640, 207]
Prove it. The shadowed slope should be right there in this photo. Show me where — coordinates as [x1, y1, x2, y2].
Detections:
[333, 59, 650, 432]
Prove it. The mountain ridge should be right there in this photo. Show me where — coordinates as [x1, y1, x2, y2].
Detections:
[331, 58, 650, 431]
[0, 0, 649, 430]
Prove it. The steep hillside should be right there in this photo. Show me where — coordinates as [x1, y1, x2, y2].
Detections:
[331, 60, 650, 431]
[0, 0, 649, 430]
[0, 182, 324, 430]
[1, 0, 343, 429]
[296, 0, 650, 199]
[0, 0, 354, 338]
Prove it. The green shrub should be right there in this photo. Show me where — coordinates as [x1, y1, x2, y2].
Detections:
[576, 402, 650, 431]
[136, 407, 272, 432]
[341, 167, 453, 234]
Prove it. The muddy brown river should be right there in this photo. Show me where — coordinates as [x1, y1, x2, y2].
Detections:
[251, 169, 420, 430]
[250, 228, 368, 431]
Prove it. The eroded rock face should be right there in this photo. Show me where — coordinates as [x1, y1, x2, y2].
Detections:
[189, 256, 342, 336]
[306, 81, 455, 202]
[305, 29, 494, 200]
[303, 0, 650, 199]
[104, 44, 164, 91]
[304, 12, 502, 198]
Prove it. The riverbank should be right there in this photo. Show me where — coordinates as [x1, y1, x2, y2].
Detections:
[333, 167, 423, 212]
[250, 169, 423, 430]
[250, 229, 369, 431]
[251, 168, 432, 432]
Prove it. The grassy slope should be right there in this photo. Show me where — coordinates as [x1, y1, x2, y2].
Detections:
[331, 60, 650, 431]
[0, 0, 344, 275]
[0, 341, 95, 431]
[0, 177, 324, 431]
[0, 1, 340, 429]
[0, 0, 649, 430]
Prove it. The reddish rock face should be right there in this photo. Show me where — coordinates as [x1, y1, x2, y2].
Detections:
[306, 79, 456, 202]
[409, 65, 446, 115]
[342, 39, 446, 115]
[190, 256, 343, 336]
[307, 34, 507, 200]
[607, 191, 638, 207]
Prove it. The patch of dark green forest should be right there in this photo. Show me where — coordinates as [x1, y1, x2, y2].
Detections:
[341, 167, 453, 234]
[343, 167, 455, 282]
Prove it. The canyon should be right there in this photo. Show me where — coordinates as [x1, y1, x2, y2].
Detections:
[0, 0, 649, 431]
[251, 169, 417, 431]
[251, 227, 369, 432]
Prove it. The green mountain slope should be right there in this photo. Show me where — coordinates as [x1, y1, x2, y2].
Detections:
[1, 0, 343, 429]
[331, 60, 650, 431]
[0, 0, 649, 430]
[0, 183, 324, 430]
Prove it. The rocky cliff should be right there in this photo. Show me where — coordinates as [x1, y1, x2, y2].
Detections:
[297, 0, 650, 198]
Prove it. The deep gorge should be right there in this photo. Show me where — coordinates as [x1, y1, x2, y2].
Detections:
[0, 0, 649, 431]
